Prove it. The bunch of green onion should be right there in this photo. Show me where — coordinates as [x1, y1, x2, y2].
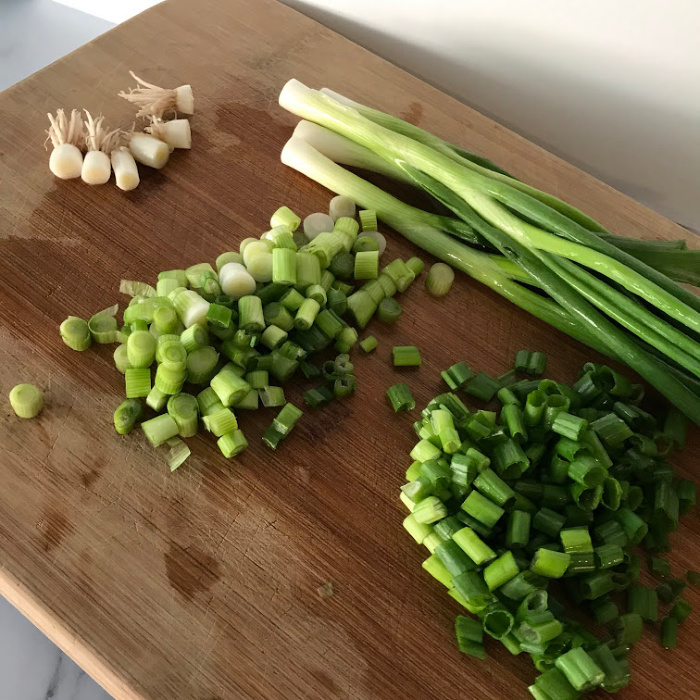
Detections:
[58, 199, 422, 469]
[277, 80, 700, 424]
[399, 353, 696, 698]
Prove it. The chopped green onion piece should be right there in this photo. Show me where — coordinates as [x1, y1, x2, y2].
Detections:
[126, 330, 156, 369]
[554, 647, 604, 692]
[403, 514, 433, 545]
[454, 615, 486, 658]
[205, 303, 232, 330]
[616, 508, 648, 544]
[210, 363, 252, 407]
[9, 384, 44, 419]
[413, 496, 448, 524]
[386, 382, 415, 412]
[215, 252, 242, 271]
[186, 346, 219, 384]
[530, 548, 570, 578]
[218, 429, 248, 458]
[506, 510, 531, 548]
[425, 262, 454, 296]
[295, 251, 322, 290]
[125, 368, 151, 398]
[270, 206, 300, 231]
[305, 283, 327, 307]
[60, 316, 92, 351]
[354, 250, 379, 280]
[359, 335, 378, 353]
[167, 393, 199, 437]
[392, 345, 421, 367]
[551, 412, 588, 441]
[356, 209, 377, 232]
[228, 388, 254, 410]
[670, 598, 692, 623]
[203, 407, 238, 437]
[590, 598, 619, 624]
[502, 404, 527, 442]
[159, 268, 188, 286]
[474, 468, 516, 508]
[462, 490, 504, 528]
[328, 252, 355, 281]
[661, 616, 678, 649]
[530, 667, 579, 700]
[353, 235, 380, 253]
[443, 361, 475, 390]
[141, 414, 179, 447]
[255, 386, 283, 408]
[560, 527, 593, 553]
[483, 551, 519, 590]
[315, 309, 344, 339]
[453, 527, 496, 565]
[196, 387, 220, 415]
[294, 298, 321, 330]
[464, 372, 500, 401]
[664, 408, 687, 450]
[595, 543, 624, 569]
[451, 571, 492, 610]
[88, 305, 120, 343]
[613, 612, 644, 646]
[180, 323, 209, 353]
[406, 257, 424, 275]
[113, 344, 131, 374]
[533, 507, 566, 538]
[166, 437, 190, 471]
[627, 584, 658, 622]
[146, 386, 168, 412]
[568, 454, 607, 488]
[375, 297, 401, 323]
[237, 295, 265, 333]
[649, 556, 671, 578]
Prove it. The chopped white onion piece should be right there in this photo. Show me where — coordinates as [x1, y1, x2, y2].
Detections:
[242, 240, 271, 268]
[303, 212, 335, 240]
[219, 263, 256, 299]
[245, 252, 273, 282]
[329, 195, 356, 221]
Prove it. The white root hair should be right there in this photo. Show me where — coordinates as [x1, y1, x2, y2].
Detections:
[118, 71, 179, 118]
[144, 115, 167, 140]
[46, 109, 85, 149]
[83, 110, 125, 154]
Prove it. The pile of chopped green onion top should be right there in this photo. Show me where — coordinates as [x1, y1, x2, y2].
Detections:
[58, 197, 431, 470]
[397, 353, 697, 698]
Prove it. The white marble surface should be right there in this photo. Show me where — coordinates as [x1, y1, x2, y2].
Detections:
[0, 595, 112, 700]
[1, 1, 697, 699]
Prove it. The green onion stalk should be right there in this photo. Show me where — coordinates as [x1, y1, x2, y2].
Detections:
[278, 80, 700, 422]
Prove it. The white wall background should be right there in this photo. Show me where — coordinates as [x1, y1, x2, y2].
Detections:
[280, 0, 700, 232]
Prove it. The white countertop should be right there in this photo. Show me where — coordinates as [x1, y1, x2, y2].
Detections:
[1, 1, 697, 699]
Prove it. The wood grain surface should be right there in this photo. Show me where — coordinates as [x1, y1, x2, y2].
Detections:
[0, 0, 697, 698]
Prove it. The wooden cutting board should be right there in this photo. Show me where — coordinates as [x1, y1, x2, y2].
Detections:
[0, 0, 697, 698]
